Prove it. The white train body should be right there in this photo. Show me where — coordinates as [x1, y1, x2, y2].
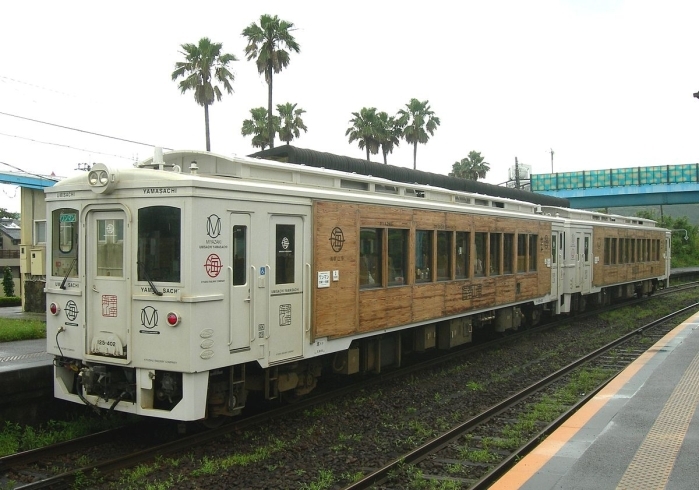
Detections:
[45, 150, 669, 421]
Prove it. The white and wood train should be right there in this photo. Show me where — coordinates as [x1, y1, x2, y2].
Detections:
[45, 150, 670, 422]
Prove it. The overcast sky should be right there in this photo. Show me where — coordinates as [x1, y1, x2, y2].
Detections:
[1, 0, 698, 213]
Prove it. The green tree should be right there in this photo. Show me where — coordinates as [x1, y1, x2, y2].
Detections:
[375, 111, 403, 165]
[0, 208, 19, 220]
[241, 107, 279, 150]
[2, 267, 14, 297]
[451, 151, 490, 181]
[277, 102, 308, 145]
[242, 14, 301, 150]
[397, 98, 441, 169]
[635, 211, 699, 267]
[346, 107, 381, 161]
[171, 37, 237, 152]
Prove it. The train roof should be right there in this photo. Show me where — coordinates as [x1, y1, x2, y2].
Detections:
[540, 206, 659, 228]
[127, 149, 549, 216]
[249, 146, 570, 208]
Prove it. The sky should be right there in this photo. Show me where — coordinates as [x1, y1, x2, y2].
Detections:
[1, 0, 699, 214]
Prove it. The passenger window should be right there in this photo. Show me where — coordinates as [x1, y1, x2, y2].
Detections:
[455, 232, 470, 279]
[517, 234, 527, 272]
[475, 232, 486, 277]
[551, 234, 557, 265]
[138, 206, 181, 283]
[388, 229, 407, 286]
[584, 236, 590, 262]
[415, 230, 433, 283]
[52, 209, 79, 278]
[360, 228, 382, 288]
[437, 231, 452, 281]
[490, 233, 501, 276]
[529, 234, 538, 271]
[504, 233, 514, 274]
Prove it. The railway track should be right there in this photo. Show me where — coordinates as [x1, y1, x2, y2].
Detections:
[344, 302, 699, 489]
[2, 284, 697, 489]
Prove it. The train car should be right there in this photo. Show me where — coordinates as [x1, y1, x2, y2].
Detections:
[45, 150, 669, 422]
[541, 207, 669, 315]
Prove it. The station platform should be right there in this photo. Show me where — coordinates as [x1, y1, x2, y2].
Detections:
[491, 309, 699, 490]
[0, 306, 49, 371]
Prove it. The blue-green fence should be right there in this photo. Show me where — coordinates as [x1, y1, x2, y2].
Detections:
[531, 164, 699, 191]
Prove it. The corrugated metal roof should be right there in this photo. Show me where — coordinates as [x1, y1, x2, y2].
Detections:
[0, 219, 20, 240]
[249, 146, 569, 208]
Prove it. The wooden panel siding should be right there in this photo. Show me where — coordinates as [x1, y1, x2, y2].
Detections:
[592, 225, 666, 288]
[312, 200, 554, 341]
[312, 202, 359, 339]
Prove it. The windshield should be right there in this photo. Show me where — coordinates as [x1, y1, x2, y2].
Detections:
[52, 208, 79, 278]
[137, 206, 181, 283]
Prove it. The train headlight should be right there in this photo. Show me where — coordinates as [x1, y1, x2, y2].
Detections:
[166, 312, 181, 327]
[87, 163, 119, 194]
[49, 302, 60, 315]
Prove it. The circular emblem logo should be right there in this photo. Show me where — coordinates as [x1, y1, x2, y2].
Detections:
[206, 214, 221, 238]
[65, 300, 79, 321]
[329, 227, 345, 252]
[141, 306, 158, 329]
[205, 254, 222, 278]
[281, 237, 290, 250]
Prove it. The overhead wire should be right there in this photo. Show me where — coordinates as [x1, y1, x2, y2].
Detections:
[0, 132, 136, 161]
[0, 159, 60, 181]
[0, 111, 173, 150]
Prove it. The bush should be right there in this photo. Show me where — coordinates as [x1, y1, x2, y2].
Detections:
[2, 267, 14, 297]
[0, 296, 21, 307]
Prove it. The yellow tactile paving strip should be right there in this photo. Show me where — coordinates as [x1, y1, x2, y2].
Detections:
[491, 312, 699, 490]
[616, 348, 699, 490]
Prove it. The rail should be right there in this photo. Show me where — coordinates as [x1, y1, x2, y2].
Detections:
[344, 301, 699, 489]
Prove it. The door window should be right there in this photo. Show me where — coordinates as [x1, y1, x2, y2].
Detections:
[276, 224, 295, 285]
[96, 218, 124, 277]
[233, 225, 247, 286]
[584, 236, 590, 262]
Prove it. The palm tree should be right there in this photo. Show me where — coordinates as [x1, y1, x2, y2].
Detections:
[375, 111, 403, 164]
[451, 151, 490, 181]
[277, 102, 308, 145]
[397, 98, 441, 169]
[242, 14, 300, 150]
[346, 107, 381, 161]
[171, 37, 237, 151]
[241, 107, 278, 150]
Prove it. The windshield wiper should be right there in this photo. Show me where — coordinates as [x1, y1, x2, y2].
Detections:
[60, 259, 77, 290]
[137, 261, 163, 296]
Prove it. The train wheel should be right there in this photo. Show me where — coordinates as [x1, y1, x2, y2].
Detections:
[201, 404, 226, 428]
[202, 413, 226, 428]
[524, 306, 542, 327]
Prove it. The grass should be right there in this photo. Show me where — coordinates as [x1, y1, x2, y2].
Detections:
[0, 317, 46, 342]
[0, 416, 127, 457]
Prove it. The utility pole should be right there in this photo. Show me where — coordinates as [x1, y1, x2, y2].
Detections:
[550, 148, 554, 173]
[515, 157, 520, 189]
